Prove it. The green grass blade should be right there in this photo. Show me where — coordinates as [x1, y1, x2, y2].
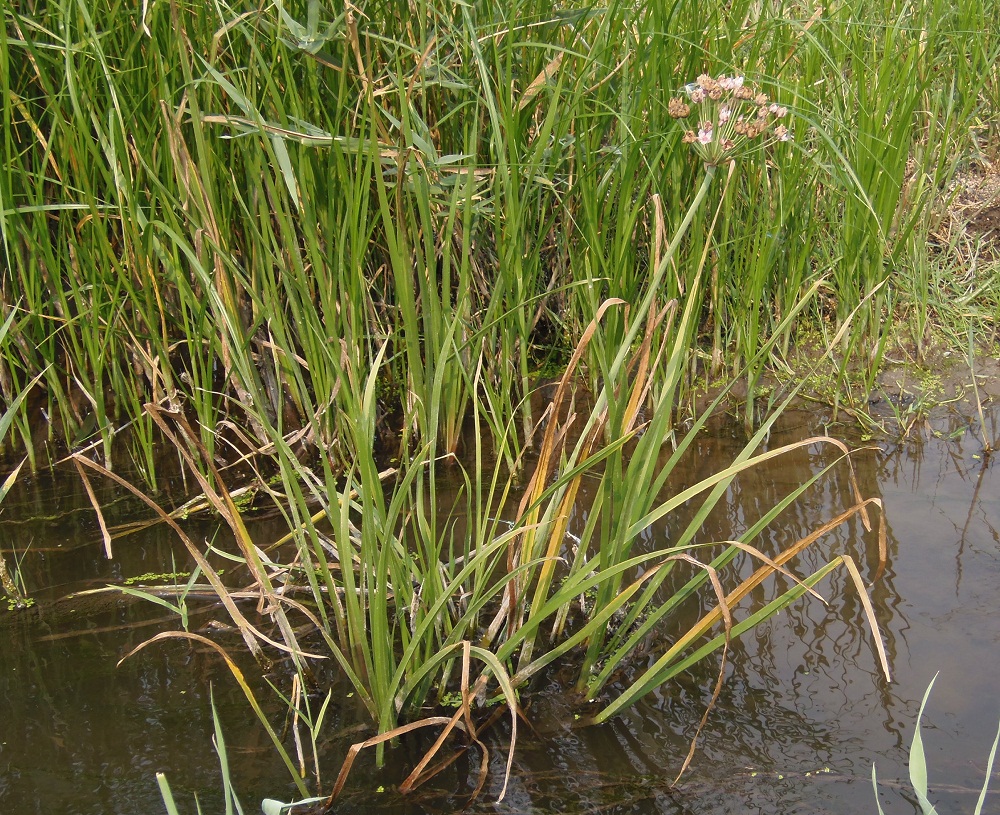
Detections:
[910, 673, 940, 815]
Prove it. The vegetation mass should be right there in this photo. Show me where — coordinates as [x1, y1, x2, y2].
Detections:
[2, 0, 998, 805]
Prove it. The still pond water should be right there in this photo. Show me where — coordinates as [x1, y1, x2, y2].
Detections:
[1, 405, 999, 815]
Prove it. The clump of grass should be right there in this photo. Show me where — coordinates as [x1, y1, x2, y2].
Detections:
[105, 156, 892, 802]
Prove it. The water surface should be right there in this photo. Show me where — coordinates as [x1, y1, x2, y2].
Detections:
[2, 405, 998, 814]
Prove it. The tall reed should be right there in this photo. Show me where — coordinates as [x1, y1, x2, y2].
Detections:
[1, 0, 997, 480]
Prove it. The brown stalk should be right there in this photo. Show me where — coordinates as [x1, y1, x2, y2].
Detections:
[664, 496, 888, 683]
[321, 717, 463, 810]
[622, 553, 734, 787]
[399, 645, 490, 796]
[621, 298, 677, 435]
[840, 554, 892, 681]
[322, 640, 520, 808]
[73, 458, 113, 558]
[71, 454, 321, 665]
[291, 673, 306, 780]
[665, 546, 821, 785]
[529, 296, 674, 649]
[517, 52, 564, 111]
[515, 298, 626, 523]
[143, 404, 302, 636]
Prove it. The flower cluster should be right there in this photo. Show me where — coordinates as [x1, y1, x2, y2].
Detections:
[668, 73, 791, 166]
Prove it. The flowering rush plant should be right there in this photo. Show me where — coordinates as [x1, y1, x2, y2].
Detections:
[668, 73, 791, 166]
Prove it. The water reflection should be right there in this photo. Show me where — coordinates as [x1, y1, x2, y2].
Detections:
[2, 405, 999, 814]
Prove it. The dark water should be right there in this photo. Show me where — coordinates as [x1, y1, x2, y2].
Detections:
[2, 405, 999, 815]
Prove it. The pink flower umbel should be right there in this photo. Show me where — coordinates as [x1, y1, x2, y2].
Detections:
[669, 73, 792, 166]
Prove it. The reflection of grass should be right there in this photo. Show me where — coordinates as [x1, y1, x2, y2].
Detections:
[873, 674, 1000, 815]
